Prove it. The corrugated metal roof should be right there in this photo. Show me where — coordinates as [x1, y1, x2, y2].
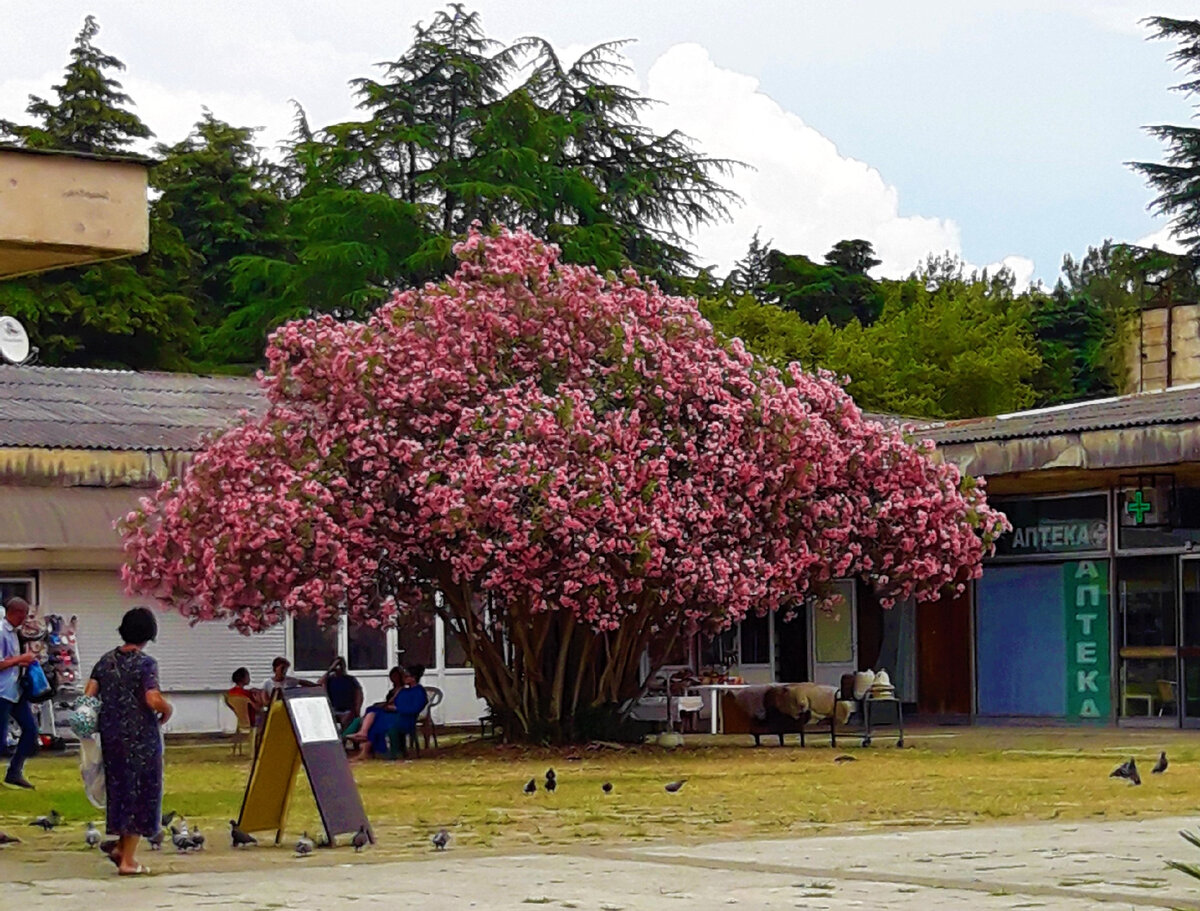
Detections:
[0, 365, 263, 451]
[0, 485, 145, 551]
[921, 384, 1200, 445]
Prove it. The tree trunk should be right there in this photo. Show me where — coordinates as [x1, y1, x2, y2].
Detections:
[436, 585, 672, 743]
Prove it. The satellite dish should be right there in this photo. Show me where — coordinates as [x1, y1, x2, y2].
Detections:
[0, 315, 32, 365]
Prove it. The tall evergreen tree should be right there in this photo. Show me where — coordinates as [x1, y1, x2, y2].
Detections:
[1129, 17, 1200, 256]
[0, 15, 152, 153]
[151, 112, 286, 363]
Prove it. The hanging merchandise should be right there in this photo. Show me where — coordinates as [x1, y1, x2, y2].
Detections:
[20, 613, 83, 749]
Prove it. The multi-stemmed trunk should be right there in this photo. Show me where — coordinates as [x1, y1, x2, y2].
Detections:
[437, 584, 676, 743]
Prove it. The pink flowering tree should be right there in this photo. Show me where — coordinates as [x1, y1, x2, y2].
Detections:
[121, 227, 1007, 742]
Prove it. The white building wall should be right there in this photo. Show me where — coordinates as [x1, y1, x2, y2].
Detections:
[36, 569, 488, 733]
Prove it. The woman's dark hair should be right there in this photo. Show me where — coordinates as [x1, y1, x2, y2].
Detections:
[118, 607, 158, 645]
[232, 667, 250, 685]
[406, 663, 426, 683]
[272, 656, 289, 671]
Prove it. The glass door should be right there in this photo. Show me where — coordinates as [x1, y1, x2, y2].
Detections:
[1117, 556, 1178, 724]
[1181, 559, 1200, 724]
[810, 580, 857, 688]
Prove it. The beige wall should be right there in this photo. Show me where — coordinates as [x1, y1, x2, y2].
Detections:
[0, 149, 148, 279]
[1124, 304, 1200, 393]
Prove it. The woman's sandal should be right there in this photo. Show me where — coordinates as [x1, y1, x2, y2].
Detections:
[118, 864, 151, 876]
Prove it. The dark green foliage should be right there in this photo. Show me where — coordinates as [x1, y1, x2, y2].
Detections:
[0, 15, 151, 153]
[1030, 242, 1135, 404]
[730, 237, 885, 327]
[1129, 17, 1200, 256]
[151, 112, 287, 365]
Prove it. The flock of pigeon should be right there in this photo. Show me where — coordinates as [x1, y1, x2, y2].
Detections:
[522, 766, 684, 797]
[1110, 749, 1170, 785]
[0, 766, 692, 856]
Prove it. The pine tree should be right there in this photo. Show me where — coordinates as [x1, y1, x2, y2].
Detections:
[0, 15, 152, 153]
[1129, 17, 1200, 256]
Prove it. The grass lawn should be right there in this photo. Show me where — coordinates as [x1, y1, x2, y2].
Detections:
[1, 724, 1197, 876]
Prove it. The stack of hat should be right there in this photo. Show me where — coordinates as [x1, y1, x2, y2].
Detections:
[866, 668, 896, 700]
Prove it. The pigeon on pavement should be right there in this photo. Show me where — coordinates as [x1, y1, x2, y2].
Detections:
[84, 821, 100, 848]
[230, 820, 257, 848]
[1153, 751, 1168, 774]
[523, 778, 537, 795]
[432, 828, 450, 851]
[602, 782, 613, 794]
[161, 810, 178, 829]
[0, 832, 21, 845]
[295, 833, 315, 856]
[188, 827, 205, 851]
[352, 825, 370, 852]
[545, 773, 557, 794]
[664, 779, 686, 793]
[148, 829, 165, 851]
[171, 827, 192, 853]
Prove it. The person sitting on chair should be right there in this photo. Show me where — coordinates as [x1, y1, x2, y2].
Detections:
[352, 666, 428, 761]
[343, 666, 403, 743]
[227, 667, 261, 726]
[324, 657, 363, 730]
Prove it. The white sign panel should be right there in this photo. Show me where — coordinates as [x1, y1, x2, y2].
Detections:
[289, 696, 339, 744]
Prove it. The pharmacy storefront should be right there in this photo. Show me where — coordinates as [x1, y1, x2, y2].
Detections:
[977, 480, 1200, 726]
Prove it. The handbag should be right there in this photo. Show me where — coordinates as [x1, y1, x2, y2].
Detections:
[19, 661, 53, 703]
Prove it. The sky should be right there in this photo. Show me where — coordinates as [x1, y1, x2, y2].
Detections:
[3, 1, 1198, 289]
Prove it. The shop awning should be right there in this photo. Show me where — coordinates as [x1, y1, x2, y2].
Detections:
[0, 485, 148, 566]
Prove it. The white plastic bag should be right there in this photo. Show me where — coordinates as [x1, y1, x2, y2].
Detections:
[79, 735, 105, 809]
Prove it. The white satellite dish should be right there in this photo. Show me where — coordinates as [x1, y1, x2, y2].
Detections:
[0, 315, 32, 365]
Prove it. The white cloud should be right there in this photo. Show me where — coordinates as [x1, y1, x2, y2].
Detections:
[1134, 222, 1186, 253]
[640, 44, 1030, 283]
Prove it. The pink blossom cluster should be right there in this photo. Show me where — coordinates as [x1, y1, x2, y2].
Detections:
[120, 227, 1008, 634]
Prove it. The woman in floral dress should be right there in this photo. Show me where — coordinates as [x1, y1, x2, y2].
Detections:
[84, 607, 172, 876]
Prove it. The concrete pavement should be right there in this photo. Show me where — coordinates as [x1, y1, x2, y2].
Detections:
[7, 815, 1200, 909]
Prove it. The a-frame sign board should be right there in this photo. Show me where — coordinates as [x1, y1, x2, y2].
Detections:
[237, 687, 374, 847]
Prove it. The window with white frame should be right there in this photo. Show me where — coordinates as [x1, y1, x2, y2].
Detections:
[740, 612, 771, 665]
[290, 614, 393, 673]
[0, 575, 37, 609]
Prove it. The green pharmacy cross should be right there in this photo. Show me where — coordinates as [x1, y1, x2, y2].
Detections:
[1126, 490, 1153, 525]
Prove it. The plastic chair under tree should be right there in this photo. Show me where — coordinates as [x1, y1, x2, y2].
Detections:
[223, 693, 257, 758]
[419, 686, 444, 749]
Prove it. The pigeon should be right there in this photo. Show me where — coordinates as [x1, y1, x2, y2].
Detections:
[230, 820, 257, 848]
[602, 782, 613, 794]
[834, 754, 858, 763]
[431, 828, 450, 851]
[545, 767, 556, 781]
[188, 827, 205, 852]
[0, 832, 21, 845]
[84, 821, 100, 848]
[545, 773, 557, 794]
[1110, 758, 1142, 785]
[664, 779, 686, 793]
[30, 811, 61, 830]
[171, 826, 192, 853]
[295, 832, 315, 856]
[161, 810, 178, 829]
[1153, 751, 1168, 774]
[147, 829, 165, 851]
[352, 825, 370, 853]
[523, 778, 537, 795]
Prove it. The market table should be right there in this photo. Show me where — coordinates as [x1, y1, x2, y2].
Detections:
[689, 683, 755, 735]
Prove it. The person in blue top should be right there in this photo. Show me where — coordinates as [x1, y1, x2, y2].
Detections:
[354, 665, 428, 761]
[0, 597, 39, 790]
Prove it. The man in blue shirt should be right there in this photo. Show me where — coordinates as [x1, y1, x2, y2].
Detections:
[0, 598, 39, 789]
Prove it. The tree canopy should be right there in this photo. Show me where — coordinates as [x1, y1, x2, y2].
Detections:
[121, 228, 1006, 741]
[1129, 16, 1200, 256]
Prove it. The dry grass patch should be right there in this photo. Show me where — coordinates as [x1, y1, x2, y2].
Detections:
[0, 724, 1195, 877]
